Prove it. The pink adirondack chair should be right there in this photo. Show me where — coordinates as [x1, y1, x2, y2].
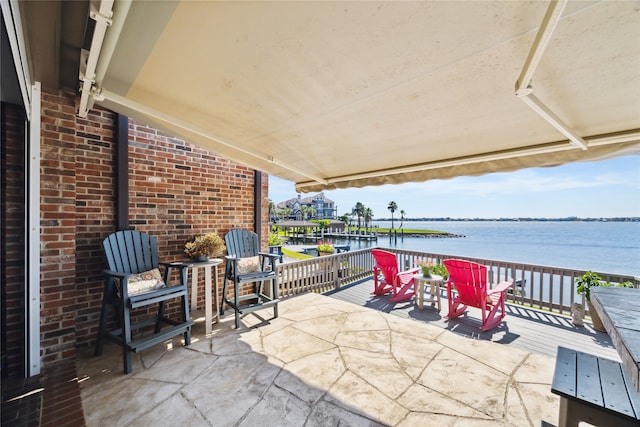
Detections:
[371, 249, 420, 302]
[443, 259, 513, 331]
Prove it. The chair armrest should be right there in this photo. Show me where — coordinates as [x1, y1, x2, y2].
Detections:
[160, 261, 188, 270]
[259, 252, 279, 272]
[398, 267, 420, 276]
[489, 280, 513, 294]
[103, 269, 130, 279]
[225, 255, 239, 261]
[259, 252, 281, 261]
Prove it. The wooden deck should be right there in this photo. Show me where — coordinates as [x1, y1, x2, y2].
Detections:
[325, 278, 620, 361]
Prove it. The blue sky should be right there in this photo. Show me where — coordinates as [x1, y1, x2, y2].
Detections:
[268, 155, 640, 219]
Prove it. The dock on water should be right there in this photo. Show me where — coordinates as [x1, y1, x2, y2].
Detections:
[280, 227, 379, 243]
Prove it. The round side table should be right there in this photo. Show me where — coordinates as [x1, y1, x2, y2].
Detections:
[182, 258, 223, 335]
[412, 274, 443, 312]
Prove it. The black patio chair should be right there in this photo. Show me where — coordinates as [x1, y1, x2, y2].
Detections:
[221, 229, 279, 329]
[95, 230, 192, 374]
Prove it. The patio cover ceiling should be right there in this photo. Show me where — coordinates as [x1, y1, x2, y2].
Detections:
[19, 1, 640, 192]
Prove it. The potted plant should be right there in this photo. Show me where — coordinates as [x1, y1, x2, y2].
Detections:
[576, 271, 605, 331]
[317, 241, 335, 256]
[268, 232, 284, 261]
[416, 258, 436, 278]
[184, 232, 225, 262]
[268, 232, 283, 246]
[431, 262, 448, 280]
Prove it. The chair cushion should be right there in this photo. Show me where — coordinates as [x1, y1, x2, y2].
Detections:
[126, 268, 166, 295]
[237, 256, 262, 274]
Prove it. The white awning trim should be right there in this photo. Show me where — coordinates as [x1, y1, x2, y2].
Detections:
[588, 131, 640, 147]
[295, 129, 640, 191]
[27, 81, 41, 376]
[95, 88, 329, 185]
[94, 0, 132, 90]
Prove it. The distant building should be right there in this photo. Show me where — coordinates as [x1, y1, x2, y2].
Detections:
[277, 193, 337, 220]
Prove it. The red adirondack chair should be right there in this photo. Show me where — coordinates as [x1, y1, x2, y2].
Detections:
[371, 249, 420, 302]
[443, 259, 513, 331]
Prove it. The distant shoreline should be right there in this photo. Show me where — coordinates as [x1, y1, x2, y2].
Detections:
[375, 217, 639, 222]
[378, 231, 464, 238]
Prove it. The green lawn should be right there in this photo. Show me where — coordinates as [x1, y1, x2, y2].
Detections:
[281, 247, 315, 260]
[350, 227, 453, 236]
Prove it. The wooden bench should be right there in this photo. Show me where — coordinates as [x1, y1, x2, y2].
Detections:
[551, 346, 640, 427]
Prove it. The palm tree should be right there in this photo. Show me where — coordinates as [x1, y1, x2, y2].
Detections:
[278, 207, 291, 220]
[388, 201, 398, 230]
[400, 209, 406, 229]
[300, 205, 315, 220]
[338, 213, 351, 226]
[363, 207, 373, 228]
[352, 202, 365, 229]
[268, 199, 276, 222]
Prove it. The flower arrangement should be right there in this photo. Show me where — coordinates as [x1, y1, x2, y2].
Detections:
[317, 240, 335, 254]
[416, 258, 436, 277]
[184, 232, 225, 260]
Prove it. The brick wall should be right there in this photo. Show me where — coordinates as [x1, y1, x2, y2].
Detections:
[124, 121, 265, 321]
[40, 89, 81, 365]
[1, 102, 27, 376]
[72, 103, 118, 351]
[3, 88, 269, 371]
[42, 89, 267, 364]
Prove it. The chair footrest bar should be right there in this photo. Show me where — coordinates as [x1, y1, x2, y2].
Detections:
[223, 295, 279, 312]
[129, 322, 193, 352]
[237, 299, 279, 315]
[237, 273, 276, 283]
[108, 316, 179, 335]
[237, 292, 273, 302]
[105, 320, 193, 350]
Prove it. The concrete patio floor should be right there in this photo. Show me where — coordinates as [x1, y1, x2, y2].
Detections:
[77, 293, 559, 426]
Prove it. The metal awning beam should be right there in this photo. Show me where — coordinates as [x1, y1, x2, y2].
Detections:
[515, 0, 567, 93]
[78, 0, 113, 118]
[94, 88, 329, 185]
[515, 0, 588, 151]
[519, 93, 589, 150]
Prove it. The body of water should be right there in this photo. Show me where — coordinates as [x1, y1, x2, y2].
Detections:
[328, 221, 639, 277]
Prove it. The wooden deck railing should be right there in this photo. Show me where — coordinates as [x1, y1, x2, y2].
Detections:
[277, 248, 374, 298]
[276, 247, 639, 317]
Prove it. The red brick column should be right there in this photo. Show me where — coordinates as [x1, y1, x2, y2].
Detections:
[73, 107, 117, 348]
[39, 89, 80, 365]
